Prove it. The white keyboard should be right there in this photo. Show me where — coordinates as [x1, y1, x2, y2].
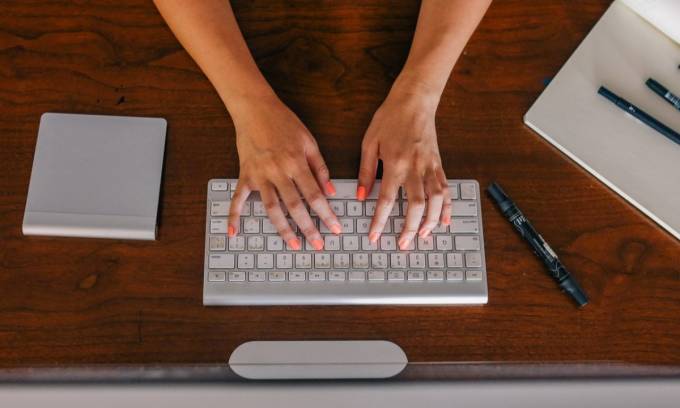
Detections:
[204, 179, 487, 305]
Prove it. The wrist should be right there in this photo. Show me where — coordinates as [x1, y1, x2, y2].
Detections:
[387, 71, 443, 114]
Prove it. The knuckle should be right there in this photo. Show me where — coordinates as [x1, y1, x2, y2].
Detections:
[301, 225, 317, 237]
[306, 191, 326, 206]
[286, 199, 306, 214]
[316, 163, 330, 178]
[264, 200, 280, 213]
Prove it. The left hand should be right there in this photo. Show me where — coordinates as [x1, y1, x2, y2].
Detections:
[357, 89, 451, 250]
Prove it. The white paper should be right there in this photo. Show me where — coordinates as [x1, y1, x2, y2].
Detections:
[621, 0, 680, 43]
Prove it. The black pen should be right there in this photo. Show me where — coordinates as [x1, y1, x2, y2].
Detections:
[646, 78, 680, 111]
[598, 86, 680, 146]
[487, 182, 588, 307]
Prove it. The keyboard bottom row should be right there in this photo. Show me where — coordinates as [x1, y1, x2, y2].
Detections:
[208, 269, 483, 283]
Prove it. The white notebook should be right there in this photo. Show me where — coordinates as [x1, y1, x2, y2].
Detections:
[524, 0, 680, 240]
[23, 113, 167, 240]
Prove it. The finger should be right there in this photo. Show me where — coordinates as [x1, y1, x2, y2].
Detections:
[399, 176, 426, 250]
[419, 171, 445, 237]
[275, 176, 324, 251]
[306, 141, 336, 197]
[357, 140, 378, 201]
[260, 182, 299, 248]
[228, 179, 251, 236]
[293, 168, 342, 235]
[368, 171, 400, 242]
[436, 168, 452, 225]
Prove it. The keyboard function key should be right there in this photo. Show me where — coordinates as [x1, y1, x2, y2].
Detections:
[208, 271, 226, 282]
[466, 270, 483, 281]
[407, 271, 425, 281]
[269, 271, 286, 282]
[349, 271, 366, 281]
[329, 271, 346, 281]
[446, 270, 464, 281]
[427, 270, 444, 281]
[228, 271, 246, 282]
[368, 271, 386, 281]
[289, 271, 306, 282]
[248, 271, 266, 282]
[309, 271, 326, 281]
[387, 270, 405, 281]
[211, 181, 228, 191]
[460, 182, 477, 200]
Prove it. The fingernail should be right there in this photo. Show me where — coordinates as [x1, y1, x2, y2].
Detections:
[330, 223, 342, 235]
[311, 239, 324, 251]
[399, 237, 411, 250]
[418, 227, 429, 238]
[369, 232, 380, 243]
[442, 217, 451, 226]
[325, 181, 336, 196]
[228, 225, 236, 237]
[356, 186, 366, 201]
[287, 238, 301, 251]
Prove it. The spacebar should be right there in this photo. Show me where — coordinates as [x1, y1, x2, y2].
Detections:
[330, 180, 381, 200]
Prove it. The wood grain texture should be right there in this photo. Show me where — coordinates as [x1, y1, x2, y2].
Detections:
[1, 0, 679, 374]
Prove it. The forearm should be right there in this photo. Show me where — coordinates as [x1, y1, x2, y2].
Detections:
[153, 0, 276, 116]
[392, 0, 491, 105]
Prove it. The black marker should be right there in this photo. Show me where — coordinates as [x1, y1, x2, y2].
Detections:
[646, 78, 680, 111]
[487, 182, 588, 307]
[598, 86, 680, 146]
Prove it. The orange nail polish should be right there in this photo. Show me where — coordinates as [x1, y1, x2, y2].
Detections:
[399, 237, 410, 250]
[228, 225, 236, 237]
[325, 181, 336, 196]
[369, 232, 380, 243]
[356, 186, 366, 201]
[442, 217, 451, 226]
[311, 239, 324, 251]
[288, 238, 301, 251]
[330, 224, 342, 235]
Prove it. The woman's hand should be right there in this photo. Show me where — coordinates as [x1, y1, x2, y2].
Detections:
[358, 88, 451, 250]
[228, 96, 341, 250]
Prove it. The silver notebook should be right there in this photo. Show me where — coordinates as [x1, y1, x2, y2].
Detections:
[23, 113, 166, 240]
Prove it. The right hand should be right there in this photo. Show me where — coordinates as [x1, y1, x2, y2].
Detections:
[228, 96, 341, 250]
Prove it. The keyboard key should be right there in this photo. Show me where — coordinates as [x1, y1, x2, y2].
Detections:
[417, 236, 434, 251]
[407, 271, 425, 281]
[243, 218, 260, 233]
[257, 253, 274, 268]
[446, 270, 464, 281]
[331, 181, 358, 199]
[309, 271, 326, 281]
[241, 201, 251, 216]
[352, 253, 370, 268]
[380, 235, 397, 251]
[435, 235, 453, 251]
[276, 253, 293, 269]
[330, 201, 345, 216]
[460, 182, 476, 200]
[427, 253, 445, 268]
[446, 252, 463, 268]
[346, 201, 363, 216]
[362, 236, 378, 250]
[333, 253, 350, 268]
[211, 181, 228, 191]
[295, 253, 312, 268]
[229, 271, 246, 282]
[452, 201, 477, 217]
[262, 218, 277, 234]
[365, 201, 376, 216]
[427, 270, 444, 281]
[339, 218, 354, 233]
[269, 271, 286, 281]
[237, 254, 254, 269]
[325, 235, 341, 251]
[267, 236, 284, 251]
[409, 253, 426, 268]
[452, 218, 479, 234]
[393, 218, 406, 234]
[465, 252, 482, 268]
[329, 271, 346, 281]
[466, 270, 483, 281]
[247, 236, 265, 251]
[210, 219, 227, 234]
[390, 253, 407, 269]
[208, 271, 226, 282]
[211, 201, 229, 216]
[209, 236, 226, 251]
[349, 271, 366, 281]
[371, 253, 388, 269]
[455, 235, 481, 251]
[387, 270, 405, 281]
[209, 253, 234, 269]
[448, 183, 459, 199]
[228, 236, 245, 251]
[253, 201, 267, 216]
[343, 235, 359, 251]
[432, 222, 448, 234]
[356, 218, 371, 234]
[289, 271, 306, 281]
[368, 271, 386, 281]
[228, 181, 238, 191]
[248, 271, 266, 282]
[315, 253, 331, 268]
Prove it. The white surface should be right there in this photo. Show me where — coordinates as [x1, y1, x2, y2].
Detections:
[2, 380, 680, 408]
[23, 113, 166, 240]
[524, 0, 680, 241]
[204, 179, 488, 305]
[229, 340, 407, 379]
[622, 0, 680, 43]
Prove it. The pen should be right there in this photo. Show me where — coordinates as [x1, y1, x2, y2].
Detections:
[487, 182, 588, 307]
[598, 86, 680, 146]
[646, 78, 680, 111]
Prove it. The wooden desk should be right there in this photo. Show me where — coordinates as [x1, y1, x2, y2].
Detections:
[1, 0, 679, 379]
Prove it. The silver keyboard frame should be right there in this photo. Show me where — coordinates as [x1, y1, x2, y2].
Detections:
[203, 179, 488, 306]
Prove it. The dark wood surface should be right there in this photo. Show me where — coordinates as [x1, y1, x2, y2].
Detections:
[1, 0, 679, 374]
